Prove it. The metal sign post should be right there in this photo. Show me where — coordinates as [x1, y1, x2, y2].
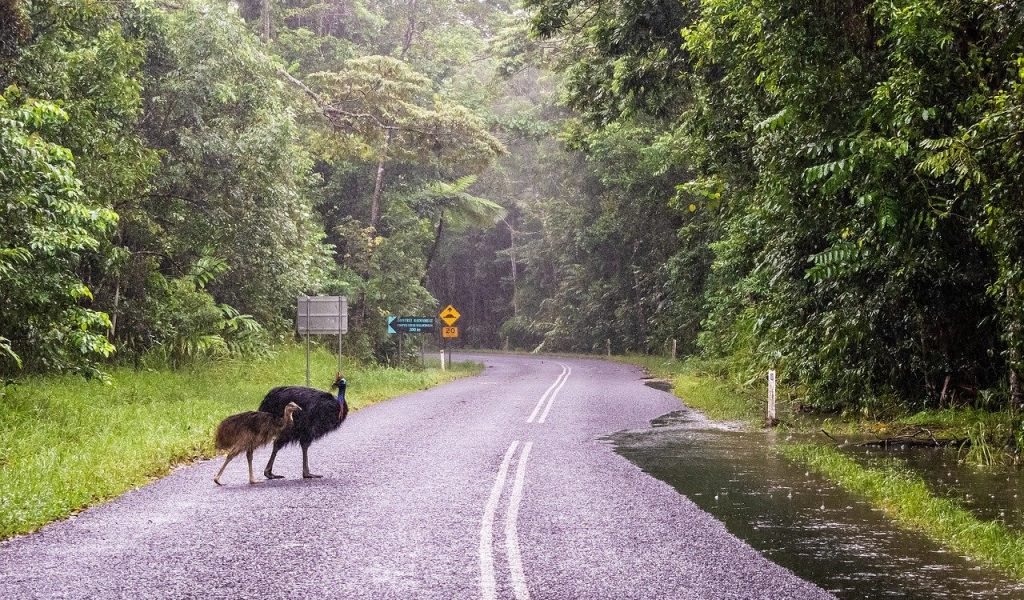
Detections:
[439, 304, 461, 372]
[387, 316, 436, 368]
[297, 296, 348, 386]
[342, 294, 350, 372]
[305, 295, 311, 385]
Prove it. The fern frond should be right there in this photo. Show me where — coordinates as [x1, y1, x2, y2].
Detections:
[805, 242, 866, 282]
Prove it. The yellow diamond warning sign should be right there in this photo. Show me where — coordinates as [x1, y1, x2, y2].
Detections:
[439, 304, 461, 327]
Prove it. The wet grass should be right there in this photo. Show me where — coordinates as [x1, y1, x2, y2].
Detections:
[617, 355, 764, 423]
[619, 356, 1021, 453]
[781, 444, 1024, 580]
[0, 346, 480, 540]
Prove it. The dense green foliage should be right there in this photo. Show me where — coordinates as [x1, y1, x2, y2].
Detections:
[4, 0, 1024, 423]
[0, 91, 116, 375]
[0, 0, 140, 376]
[447, 0, 1024, 419]
[0, 0, 509, 372]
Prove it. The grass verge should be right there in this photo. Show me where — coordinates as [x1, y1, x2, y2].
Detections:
[615, 355, 764, 423]
[0, 345, 479, 540]
[781, 444, 1024, 579]
[618, 356, 1021, 451]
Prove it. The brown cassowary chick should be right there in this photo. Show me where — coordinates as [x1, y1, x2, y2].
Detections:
[259, 374, 348, 479]
[213, 402, 301, 486]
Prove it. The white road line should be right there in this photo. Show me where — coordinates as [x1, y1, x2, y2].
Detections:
[504, 442, 533, 600]
[537, 367, 571, 424]
[526, 364, 568, 423]
[480, 441, 520, 600]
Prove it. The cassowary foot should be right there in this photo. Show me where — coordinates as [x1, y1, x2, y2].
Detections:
[248, 479, 263, 485]
[302, 473, 323, 479]
[214, 478, 222, 486]
[264, 472, 285, 480]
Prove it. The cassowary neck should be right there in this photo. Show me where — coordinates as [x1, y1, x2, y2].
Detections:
[337, 387, 349, 420]
[283, 409, 297, 427]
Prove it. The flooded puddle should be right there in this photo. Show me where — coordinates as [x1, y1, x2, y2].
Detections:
[642, 378, 674, 393]
[608, 410, 1024, 599]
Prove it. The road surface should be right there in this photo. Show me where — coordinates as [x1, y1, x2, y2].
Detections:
[0, 353, 833, 599]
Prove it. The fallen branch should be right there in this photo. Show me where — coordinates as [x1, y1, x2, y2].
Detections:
[854, 427, 962, 448]
[819, 429, 839, 444]
[819, 426, 965, 448]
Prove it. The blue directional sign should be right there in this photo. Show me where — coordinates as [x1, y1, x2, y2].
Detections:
[387, 316, 436, 334]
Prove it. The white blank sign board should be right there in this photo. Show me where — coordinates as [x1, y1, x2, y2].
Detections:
[297, 296, 348, 334]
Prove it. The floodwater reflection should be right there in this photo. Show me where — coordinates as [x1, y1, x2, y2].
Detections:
[607, 410, 1024, 599]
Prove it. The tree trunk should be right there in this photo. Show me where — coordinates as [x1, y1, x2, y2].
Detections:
[401, 0, 418, 59]
[110, 277, 121, 339]
[421, 210, 445, 287]
[1011, 367, 1022, 415]
[262, 0, 271, 42]
[503, 217, 518, 317]
[1009, 286, 1023, 415]
[370, 130, 392, 229]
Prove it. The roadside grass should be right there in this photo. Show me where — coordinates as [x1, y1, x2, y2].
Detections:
[781, 444, 1024, 580]
[615, 355, 764, 424]
[0, 346, 479, 540]
[808, 406, 1016, 443]
[618, 356, 1020, 449]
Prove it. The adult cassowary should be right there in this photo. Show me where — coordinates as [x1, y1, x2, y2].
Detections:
[259, 373, 348, 479]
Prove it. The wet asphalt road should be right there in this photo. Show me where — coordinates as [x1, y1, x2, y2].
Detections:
[0, 353, 833, 599]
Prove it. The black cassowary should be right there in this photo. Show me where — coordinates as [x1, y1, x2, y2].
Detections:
[213, 402, 301, 486]
[259, 373, 348, 479]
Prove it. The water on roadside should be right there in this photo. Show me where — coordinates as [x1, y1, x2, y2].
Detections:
[608, 410, 1024, 599]
[845, 444, 1024, 533]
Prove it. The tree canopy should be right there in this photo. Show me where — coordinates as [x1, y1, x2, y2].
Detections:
[3, 0, 1024, 422]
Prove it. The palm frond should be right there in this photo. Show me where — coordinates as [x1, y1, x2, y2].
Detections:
[419, 176, 507, 229]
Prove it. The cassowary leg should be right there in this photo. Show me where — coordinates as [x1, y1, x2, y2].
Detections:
[301, 441, 322, 479]
[264, 441, 285, 480]
[246, 449, 261, 485]
[214, 451, 239, 486]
